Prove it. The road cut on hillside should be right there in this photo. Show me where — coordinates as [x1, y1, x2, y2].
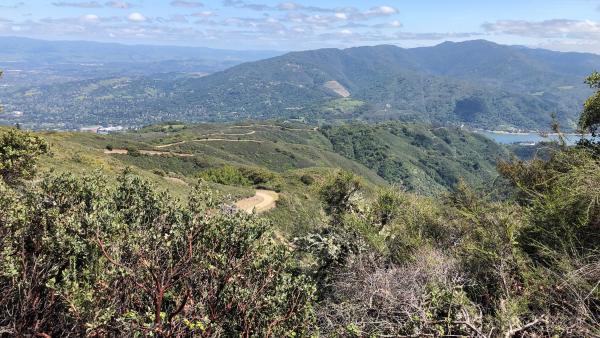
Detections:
[234, 189, 279, 214]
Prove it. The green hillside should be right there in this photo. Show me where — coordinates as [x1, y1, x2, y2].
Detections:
[37, 121, 506, 193]
[17, 120, 507, 236]
[3, 71, 600, 337]
[2, 40, 596, 130]
[3, 116, 600, 337]
[321, 122, 508, 194]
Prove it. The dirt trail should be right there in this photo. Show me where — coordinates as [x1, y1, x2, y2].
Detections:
[235, 190, 279, 214]
[164, 177, 189, 186]
[229, 124, 318, 132]
[155, 141, 186, 149]
[154, 126, 318, 149]
[103, 149, 194, 157]
[209, 130, 256, 136]
[155, 135, 262, 148]
[103, 149, 128, 154]
[156, 131, 258, 148]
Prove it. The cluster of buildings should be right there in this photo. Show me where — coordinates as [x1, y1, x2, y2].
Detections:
[79, 125, 125, 134]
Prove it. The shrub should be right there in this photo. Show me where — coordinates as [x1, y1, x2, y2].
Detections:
[152, 168, 166, 176]
[0, 173, 317, 337]
[0, 128, 49, 184]
[198, 165, 252, 186]
[126, 146, 141, 157]
[300, 174, 314, 185]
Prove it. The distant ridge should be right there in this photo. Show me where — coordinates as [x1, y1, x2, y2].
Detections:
[0, 36, 283, 63]
[2, 39, 599, 130]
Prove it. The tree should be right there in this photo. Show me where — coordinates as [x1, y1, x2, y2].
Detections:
[579, 71, 600, 136]
[370, 187, 403, 230]
[318, 170, 361, 221]
[297, 171, 365, 294]
[0, 128, 49, 184]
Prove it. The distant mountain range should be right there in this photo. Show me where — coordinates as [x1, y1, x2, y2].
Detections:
[1, 38, 598, 130]
[0, 36, 282, 86]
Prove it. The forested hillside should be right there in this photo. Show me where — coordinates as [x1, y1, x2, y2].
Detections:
[1, 72, 600, 337]
[2, 40, 597, 130]
[19, 121, 507, 196]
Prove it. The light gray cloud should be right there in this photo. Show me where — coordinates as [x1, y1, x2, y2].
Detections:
[170, 0, 204, 8]
[275, 2, 335, 13]
[482, 19, 600, 39]
[191, 11, 215, 18]
[52, 1, 103, 8]
[222, 0, 399, 21]
[156, 14, 189, 23]
[105, 1, 134, 9]
[222, 0, 270, 11]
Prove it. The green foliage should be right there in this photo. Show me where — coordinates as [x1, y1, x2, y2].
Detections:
[321, 122, 508, 194]
[580, 71, 600, 136]
[300, 174, 314, 185]
[126, 146, 141, 157]
[318, 170, 362, 219]
[0, 171, 316, 337]
[369, 187, 403, 230]
[0, 127, 49, 184]
[5, 41, 596, 130]
[3, 73, 600, 337]
[499, 148, 600, 259]
[198, 165, 280, 190]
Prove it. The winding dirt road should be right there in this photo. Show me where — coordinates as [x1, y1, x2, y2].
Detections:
[235, 190, 279, 214]
[103, 149, 194, 156]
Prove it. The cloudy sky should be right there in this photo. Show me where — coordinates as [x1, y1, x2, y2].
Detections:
[1, 0, 600, 52]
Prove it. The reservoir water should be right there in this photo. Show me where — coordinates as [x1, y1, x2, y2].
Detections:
[478, 131, 595, 146]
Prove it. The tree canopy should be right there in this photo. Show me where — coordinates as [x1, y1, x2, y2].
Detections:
[580, 71, 600, 135]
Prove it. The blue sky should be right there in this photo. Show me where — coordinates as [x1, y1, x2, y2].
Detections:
[1, 0, 600, 52]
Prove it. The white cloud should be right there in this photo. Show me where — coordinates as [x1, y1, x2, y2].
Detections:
[482, 19, 600, 39]
[334, 12, 348, 20]
[278, 2, 302, 11]
[127, 12, 146, 22]
[192, 11, 214, 17]
[366, 6, 398, 16]
[81, 14, 100, 22]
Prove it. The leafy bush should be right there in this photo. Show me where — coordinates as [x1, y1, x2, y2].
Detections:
[198, 165, 282, 190]
[300, 174, 314, 185]
[126, 146, 141, 157]
[0, 172, 317, 336]
[0, 127, 49, 184]
[198, 165, 252, 186]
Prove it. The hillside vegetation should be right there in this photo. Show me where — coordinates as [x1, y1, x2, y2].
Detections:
[1, 72, 600, 337]
[33, 121, 507, 196]
[2, 40, 597, 130]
